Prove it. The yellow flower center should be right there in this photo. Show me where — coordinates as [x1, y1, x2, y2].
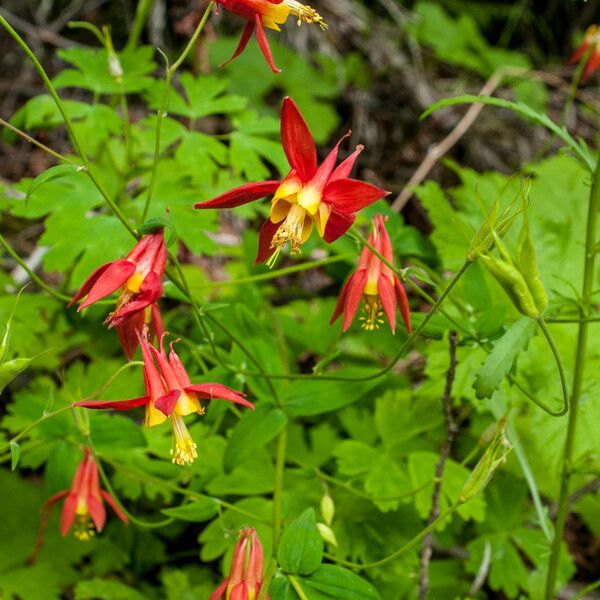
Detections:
[283, 0, 327, 29]
[271, 203, 310, 256]
[170, 414, 198, 466]
[74, 502, 95, 541]
[126, 271, 144, 293]
[359, 294, 384, 331]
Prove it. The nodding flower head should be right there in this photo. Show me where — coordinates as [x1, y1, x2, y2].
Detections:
[330, 215, 411, 334]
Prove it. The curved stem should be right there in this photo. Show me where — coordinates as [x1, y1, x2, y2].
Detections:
[141, 1, 213, 223]
[324, 504, 459, 571]
[0, 233, 71, 302]
[2, 405, 72, 451]
[545, 155, 600, 598]
[536, 318, 570, 417]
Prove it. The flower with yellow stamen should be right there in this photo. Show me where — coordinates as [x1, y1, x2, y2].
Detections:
[196, 97, 389, 266]
[217, 0, 326, 73]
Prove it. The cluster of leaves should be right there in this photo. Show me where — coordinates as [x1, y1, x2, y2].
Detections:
[0, 7, 599, 600]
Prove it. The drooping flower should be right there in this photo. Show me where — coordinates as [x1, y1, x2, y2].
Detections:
[115, 302, 164, 360]
[42, 448, 128, 541]
[68, 229, 167, 328]
[569, 24, 600, 81]
[210, 527, 268, 600]
[195, 97, 389, 265]
[217, 0, 327, 73]
[74, 333, 253, 466]
[330, 214, 411, 333]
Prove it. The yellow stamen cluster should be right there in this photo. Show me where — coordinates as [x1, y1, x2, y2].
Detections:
[271, 204, 308, 255]
[284, 0, 328, 29]
[359, 295, 384, 331]
[74, 514, 96, 541]
[170, 414, 198, 466]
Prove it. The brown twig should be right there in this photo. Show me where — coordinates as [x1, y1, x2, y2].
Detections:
[391, 66, 600, 213]
[418, 331, 459, 600]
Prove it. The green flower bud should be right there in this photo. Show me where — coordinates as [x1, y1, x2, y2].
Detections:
[516, 214, 547, 314]
[317, 522, 338, 547]
[320, 493, 335, 526]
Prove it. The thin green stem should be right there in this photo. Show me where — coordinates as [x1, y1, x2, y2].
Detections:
[126, 0, 156, 49]
[0, 116, 76, 164]
[536, 318, 570, 417]
[325, 504, 459, 570]
[572, 578, 600, 600]
[288, 575, 309, 600]
[272, 427, 287, 550]
[0, 233, 71, 302]
[545, 156, 600, 598]
[545, 316, 600, 324]
[141, 1, 213, 222]
[2, 405, 72, 451]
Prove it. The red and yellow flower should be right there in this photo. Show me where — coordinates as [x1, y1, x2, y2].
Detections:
[115, 302, 164, 360]
[570, 24, 600, 80]
[330, 214, 411, 333]
[196, 97, 389, 265]
[210, 527, 267, 600]
[217, 0, 327, 73]
[43, 448, 128, 541]
[69, 229, 167, 329]
[75, 333, 253, 466]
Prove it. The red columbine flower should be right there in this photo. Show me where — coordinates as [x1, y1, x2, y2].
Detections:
[69, 229, 167, 329]
[570, 24, 600, 81]
[210, 527, 267, 600]
[196, 97, 389, 265]
[42, 448, 127, 541]
[75, 334, 253, 466]
[217, 0, 327, 74]
[330, 214, 411, 333]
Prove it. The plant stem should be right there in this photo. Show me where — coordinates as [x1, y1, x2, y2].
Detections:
[288, 575, 309, 600]
[126, 0, 156, 49]
[544, 155, 600, 598]
[272, 427, 288, 549]
[141, 1, 213, 223]
[2, 405, 72, 451]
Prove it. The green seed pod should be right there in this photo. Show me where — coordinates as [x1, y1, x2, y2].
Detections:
[317, 522, 338, 547]
[320, 493, 335, 526]
[516, 215, 547, 315]
[479, 254, 540, 319]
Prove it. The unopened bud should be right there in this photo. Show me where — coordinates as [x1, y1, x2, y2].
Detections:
[317, 522, 338, 546]
[108, 54, 123, 81]
[320, 493, 335, 526]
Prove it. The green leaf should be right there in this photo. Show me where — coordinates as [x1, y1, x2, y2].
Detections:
[0, 357, 33, 394]
[284, 376, 382, 417]
[161, 497, 219, 522]
[223, 403, 287, 472]
[26, 165, 84, 203]
[300, 565, 381, 600]
[74, 578, 146, 600]
[473, 317, 537, 399]
[278, 508, 323, 575]
[9, 441, 20, 471]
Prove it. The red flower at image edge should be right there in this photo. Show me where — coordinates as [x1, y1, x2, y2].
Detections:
[43, 448, 127, 541]
[217, 0, 327, 73]
[74, 334, 253, 465]
[211, 527, 268, 600]
[69, 229, 167, 329]
[570, 24, 600, 80]
[330, 214, 411, 333]
[195, 97, 389, 265]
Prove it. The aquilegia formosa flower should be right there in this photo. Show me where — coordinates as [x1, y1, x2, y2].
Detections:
[75, 333, 253, 465]
[570, 24, 600, 80]
[330, 214, 411, 333]
[69, 229, 167, 329]
[217, 0, 327, 73]
[42, 448, 127, 541]
[210, 527, 267, 600]
[196, 97, 389, 265]
[115, 302, 164, 360]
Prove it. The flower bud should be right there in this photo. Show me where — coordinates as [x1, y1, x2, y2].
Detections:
[320, 493, 335, 526]
[460, 419, 511, 503]
[317, 522, 338, 547]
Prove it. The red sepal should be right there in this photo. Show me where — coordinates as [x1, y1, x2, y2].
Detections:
[209, 578, 230, 600]
[108, 271, 163, 327]
[77, 259, 136, 310]
[323, 210, 355, 243]
[154, 389, 183, 417]
[255, 219, 279, 264]
[186, 384, 254, 409]
[342, 269, 368, 331]
[280, 97, 317, 182]
[195, 181, 280, 210]
[100, 490, 129, 525]
[220, 20, 255, 67]
[583, 50, 600, 81]
[329, 275, 352, 325]
[73, 396, 149, 410]
[255, 14, 280, 74]
[68, 262, 112, 307]
[323, 178, 390, 214]
[378, 275, 397, 333]
[394, 274, 412, 332]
